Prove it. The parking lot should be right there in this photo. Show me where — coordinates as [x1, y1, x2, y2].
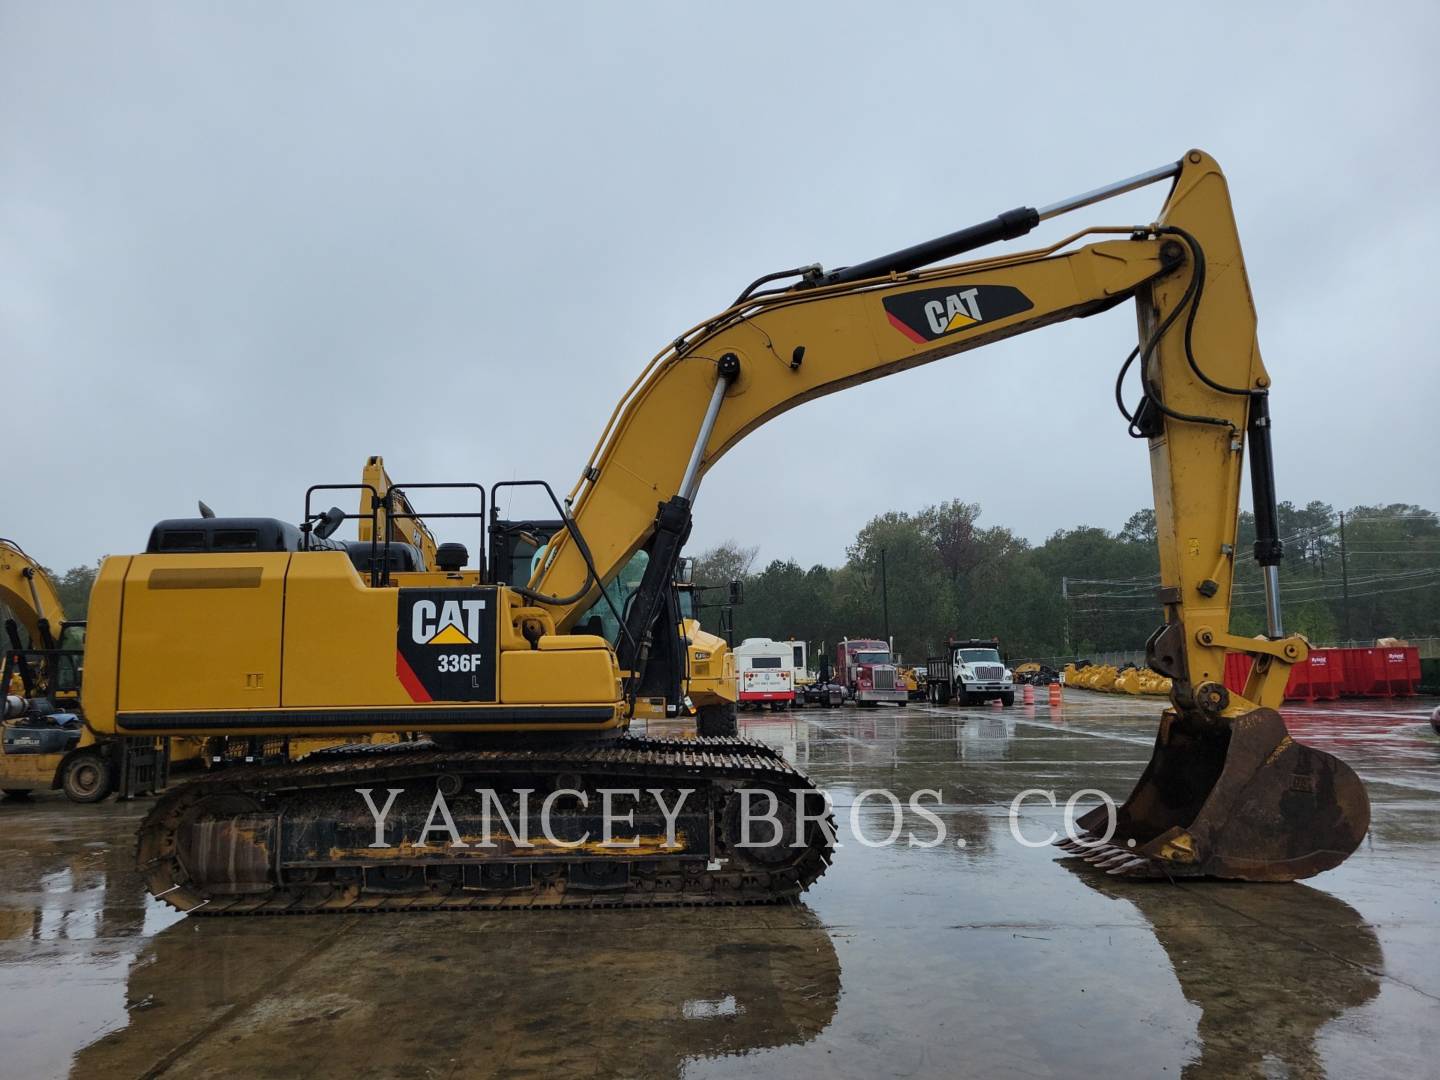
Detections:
[2, 692, 1436, 1079]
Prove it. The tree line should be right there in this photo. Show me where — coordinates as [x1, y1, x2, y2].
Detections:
[690, 500, 1440, 665]
[24, 499, 1438, 666]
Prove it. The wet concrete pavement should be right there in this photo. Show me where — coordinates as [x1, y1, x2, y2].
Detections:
[2, 692, 1437, 1078]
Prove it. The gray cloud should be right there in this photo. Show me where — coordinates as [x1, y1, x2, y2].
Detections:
[4, 1, 1437, 573]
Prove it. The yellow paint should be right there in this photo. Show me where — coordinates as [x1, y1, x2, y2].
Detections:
[426, 624, 473, 646]
[1264, 735, 1293, 766]
[0, 539, 68, 649]
[1158, 832, 1198, 863]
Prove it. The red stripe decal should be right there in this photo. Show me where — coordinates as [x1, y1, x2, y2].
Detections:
[886, 311, 928, 344]
[396, 650, 432, 702]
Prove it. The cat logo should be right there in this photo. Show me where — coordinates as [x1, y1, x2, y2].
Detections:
[926, 288, 983, 334]
[411, 598, 487, 646]
[396, 588, 498, 702]
[883, 283, 1034, 344]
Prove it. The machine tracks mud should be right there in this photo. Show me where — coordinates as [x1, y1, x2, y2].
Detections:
[139, 735, 833, 914]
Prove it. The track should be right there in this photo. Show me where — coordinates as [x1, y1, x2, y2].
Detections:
[138, 735, 834, 914]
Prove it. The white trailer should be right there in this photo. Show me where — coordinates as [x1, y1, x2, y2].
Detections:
[733, 637, 796, 710]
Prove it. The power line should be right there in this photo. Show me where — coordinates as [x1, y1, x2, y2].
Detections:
[1071, 570, 1440, 614]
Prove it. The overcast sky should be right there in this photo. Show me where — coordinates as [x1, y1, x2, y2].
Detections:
[4, 2, 1437, 574]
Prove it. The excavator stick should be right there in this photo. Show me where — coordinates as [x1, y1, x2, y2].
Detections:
[1058, 707, 1370, 880]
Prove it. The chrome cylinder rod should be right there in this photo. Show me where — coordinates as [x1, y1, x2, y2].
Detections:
[822, 158, 1183, 287]
[1262, 565, 1285, 638]
[1037, 161, 1183, 222]
[678, 357, 738, 502]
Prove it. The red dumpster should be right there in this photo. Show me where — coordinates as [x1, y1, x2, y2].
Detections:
[1342, 646, 1421, 697]
[1222, 648, 1349, 702]
[1297, 648, 1344, 701]
[1386, 647, 1422, 695]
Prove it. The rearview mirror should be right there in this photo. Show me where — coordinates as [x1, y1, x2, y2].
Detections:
[313, 506, 346, 540]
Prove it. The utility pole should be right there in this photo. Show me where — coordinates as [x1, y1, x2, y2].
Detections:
[1338, 511, 1352, 642]
[879, 547, 891, 647]
[1061, 575, 1071, 657]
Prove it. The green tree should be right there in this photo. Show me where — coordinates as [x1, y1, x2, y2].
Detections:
[845, 512, 955, 661]
[690, 541, 757, 589]
[45, 565, 98, 621]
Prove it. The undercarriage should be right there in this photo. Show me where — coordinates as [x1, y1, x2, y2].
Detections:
[139, 735, 834, 914]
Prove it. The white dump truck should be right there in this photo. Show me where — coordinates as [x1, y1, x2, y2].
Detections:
[926, 638, 1015, 706]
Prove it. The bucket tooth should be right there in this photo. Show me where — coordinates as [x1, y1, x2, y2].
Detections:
[1073, 707, 1370, 882]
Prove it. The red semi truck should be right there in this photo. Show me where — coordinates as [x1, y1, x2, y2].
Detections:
[835, 638, 907, 707]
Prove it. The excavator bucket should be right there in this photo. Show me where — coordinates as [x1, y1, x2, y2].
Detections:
[1056, 707, 1369, 881]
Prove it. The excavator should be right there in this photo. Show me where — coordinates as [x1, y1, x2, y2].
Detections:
[35, 149, 1367, 911]
[1, 539, 168, 800]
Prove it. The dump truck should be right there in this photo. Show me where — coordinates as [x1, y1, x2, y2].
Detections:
[926, 638, 1015, 705]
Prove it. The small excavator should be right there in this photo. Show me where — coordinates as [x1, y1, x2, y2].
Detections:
[30, 149, 1366, 910]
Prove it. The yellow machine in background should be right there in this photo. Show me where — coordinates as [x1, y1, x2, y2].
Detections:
[1065, 662, 1173, 697]
[44, 150, 1368, 912]
[899, 666, 927, 700]
[1, 539, 166, 801]
[672, 574, 739, 736]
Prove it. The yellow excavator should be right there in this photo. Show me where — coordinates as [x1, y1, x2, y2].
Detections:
[39, 149, 1367, 911]
[1, 539, 168, 800]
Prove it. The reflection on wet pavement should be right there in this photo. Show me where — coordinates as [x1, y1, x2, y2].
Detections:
[1, 692, 1436, 1078]
[1070, 877, 1381, 1078]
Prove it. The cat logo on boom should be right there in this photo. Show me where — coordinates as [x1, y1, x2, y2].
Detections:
[883, 283, 1034, 344]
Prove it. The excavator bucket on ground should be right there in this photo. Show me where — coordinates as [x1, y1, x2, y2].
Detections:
[1057, 707, 1370, 880]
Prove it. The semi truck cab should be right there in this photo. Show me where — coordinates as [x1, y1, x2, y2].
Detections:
[836, 638, 907, 707]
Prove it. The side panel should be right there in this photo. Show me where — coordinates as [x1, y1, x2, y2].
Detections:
[282, 553, 411, 708]
[118, 554, 288, 711]
[501, 649, 618, 704]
